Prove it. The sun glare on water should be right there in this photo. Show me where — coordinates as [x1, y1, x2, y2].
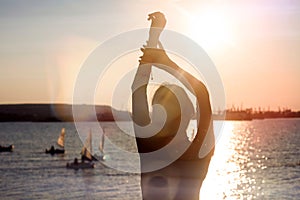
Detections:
[200, 122, 236, 199]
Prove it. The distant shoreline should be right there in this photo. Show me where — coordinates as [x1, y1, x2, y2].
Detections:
[214, 108, 300, 121]
[0, 104, 299, 122]
[0, 104, 130, 122]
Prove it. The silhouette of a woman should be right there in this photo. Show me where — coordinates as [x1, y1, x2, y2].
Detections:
[132, 12, 214, 200]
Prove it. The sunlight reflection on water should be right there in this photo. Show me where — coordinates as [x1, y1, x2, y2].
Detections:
[201, 119, 300, 200]
[201, 121, 264, 199]
[0, 119, 299, 199]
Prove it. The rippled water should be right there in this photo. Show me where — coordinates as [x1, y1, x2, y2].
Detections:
[0, 119, 299, 199]
[0, 122, 141, 200]
[201, 118, 300, 200]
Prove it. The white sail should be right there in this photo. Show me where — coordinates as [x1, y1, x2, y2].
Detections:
[81, 130, 92, 160]
[57, 128, 65, 148]
[99, 132, 105, 154]
[81, 147, 92, 161]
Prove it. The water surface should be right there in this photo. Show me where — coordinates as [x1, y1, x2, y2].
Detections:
[0, 119, 299, 199]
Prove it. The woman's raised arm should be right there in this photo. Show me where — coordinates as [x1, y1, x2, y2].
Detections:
[139, 47, 213, 159]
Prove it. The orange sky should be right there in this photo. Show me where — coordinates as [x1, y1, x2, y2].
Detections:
[0, 0, 299, 110]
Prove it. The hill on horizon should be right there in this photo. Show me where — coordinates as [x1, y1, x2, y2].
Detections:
[0, 104, 131, 122]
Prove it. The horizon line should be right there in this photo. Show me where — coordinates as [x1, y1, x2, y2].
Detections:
[0, 103, 299, 112]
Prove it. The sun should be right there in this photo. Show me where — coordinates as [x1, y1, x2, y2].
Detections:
[187, 9, 235, 51]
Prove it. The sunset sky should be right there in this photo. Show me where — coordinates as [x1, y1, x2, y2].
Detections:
[0, 0, 299, 111]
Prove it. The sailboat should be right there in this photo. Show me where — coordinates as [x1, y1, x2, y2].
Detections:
[45, 128, 65, 155]
[0, 144, 14, 152]
[81, 129, 94, 161]
[66, 130, 95, 169]
[93, 131, 106, 161]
